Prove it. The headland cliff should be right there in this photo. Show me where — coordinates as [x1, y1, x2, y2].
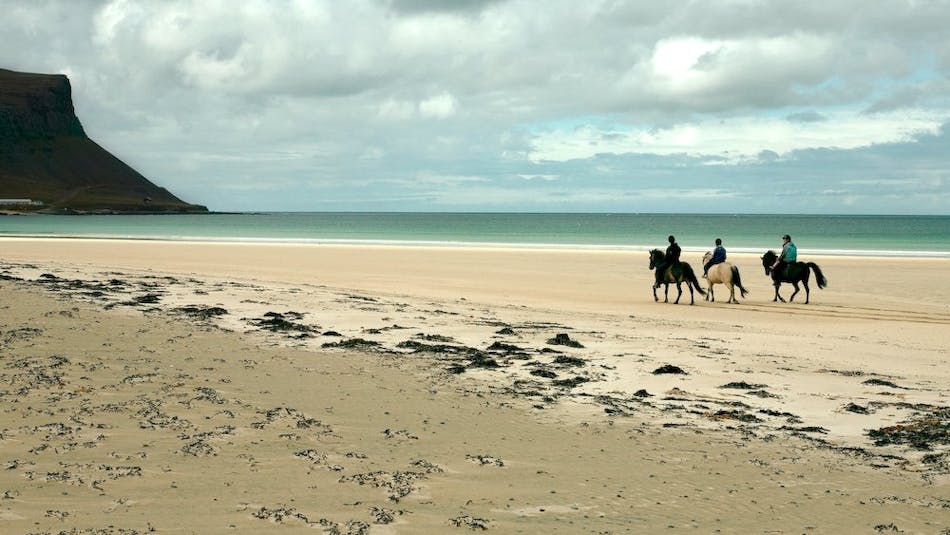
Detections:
[0, 68, 206, 213]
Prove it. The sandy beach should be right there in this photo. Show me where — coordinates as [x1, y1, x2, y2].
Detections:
[1, 237, 948, 534]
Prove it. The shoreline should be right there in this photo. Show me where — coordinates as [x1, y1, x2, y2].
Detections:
[3, 235, 950, 259]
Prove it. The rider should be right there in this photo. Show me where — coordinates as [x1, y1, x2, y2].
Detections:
[703, 238, 726, 278]
[654, 235, 681, 289]
[772, 234, 797, 273]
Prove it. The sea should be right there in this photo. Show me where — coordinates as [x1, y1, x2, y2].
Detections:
[2, 213, 949, 258]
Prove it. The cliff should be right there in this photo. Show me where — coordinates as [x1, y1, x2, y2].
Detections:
[0, 68, 207, 213]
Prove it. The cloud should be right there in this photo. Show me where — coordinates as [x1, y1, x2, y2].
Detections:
[527, 110, 948, 163]
[0, 1, 948, 214]
[786, 111, 828, 123]
[418, 92, 458, 119]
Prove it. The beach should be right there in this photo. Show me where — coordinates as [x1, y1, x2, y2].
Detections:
[1, 237, 948, 534]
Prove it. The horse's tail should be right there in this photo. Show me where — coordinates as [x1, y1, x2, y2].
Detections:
[685, 265, 707, 296]
[808, 263, 827, 289]
[731, 266, 749, 297]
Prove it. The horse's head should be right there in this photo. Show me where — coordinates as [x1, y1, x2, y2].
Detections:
[762, 250, 777, 275]
[648, 249, 663, 270]
[702, 251, 712, 264]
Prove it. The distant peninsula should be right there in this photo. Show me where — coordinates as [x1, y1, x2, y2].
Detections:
[0, 68, 206, 214]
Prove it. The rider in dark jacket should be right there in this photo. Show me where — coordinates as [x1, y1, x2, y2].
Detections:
[654, 235, 681, 289]
[703, 238, 726, 278]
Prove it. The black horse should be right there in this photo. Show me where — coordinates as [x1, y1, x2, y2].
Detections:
[649, 249, 706, 305]
[761, 250, 827, 304]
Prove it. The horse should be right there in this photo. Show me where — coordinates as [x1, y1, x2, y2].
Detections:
[648, 249, 706, 305]
[701, 251, 749, 304]
[760, 250, 827, 304]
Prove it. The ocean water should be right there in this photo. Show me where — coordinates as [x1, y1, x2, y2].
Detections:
[2, 213, 949, 258]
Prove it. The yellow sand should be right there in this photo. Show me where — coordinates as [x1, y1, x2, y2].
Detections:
[1, 237, 948, 533]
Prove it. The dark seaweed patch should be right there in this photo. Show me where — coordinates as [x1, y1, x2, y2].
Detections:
[486, 341, 524, 353]
[250, 312, 314, 335]
[553, 355, 585, 367]
[867, 408, 949, 450]
[530, 369, 557, 379]
[652, 364, 687, 375]
[414, 333, 455, 343]
[467, 353, 501, 369]
[552, 376, 589, 388]
[719, 381, 767, 389]
[780, 426, 829, 434]
[546, 333, 584, 348]
[175, 305, 228, 320]
[862, 378, 904, 389]
[843, 403, 872, 414]
[396, 340, 479, 356]
[446, 364, 467, 374]
[708, 410, 761, 423]
[321, 338, 381, 349]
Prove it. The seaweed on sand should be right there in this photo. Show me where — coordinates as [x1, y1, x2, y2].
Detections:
[250, 312, 314, 335]
[653, 364, 687, 375]
[547, 333, 584, 348]
[553, 355, 585, 366]
[552, 376, 589, 388]
[719, 381, 767, 389]
[862, 378, 905, 389]
[175, 305, 229, 320]
[321, 338, 381, 349]
[867, 408, 949, 450]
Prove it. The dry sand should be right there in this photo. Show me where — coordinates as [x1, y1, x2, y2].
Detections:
[0, 237, 948, 534]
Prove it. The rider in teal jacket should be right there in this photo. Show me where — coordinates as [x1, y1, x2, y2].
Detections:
[773, 234, 797, 269]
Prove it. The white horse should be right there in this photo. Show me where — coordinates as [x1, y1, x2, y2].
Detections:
[701, 251, 749, 304]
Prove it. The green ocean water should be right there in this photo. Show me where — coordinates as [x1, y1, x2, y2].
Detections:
[2, 213, 949, 257]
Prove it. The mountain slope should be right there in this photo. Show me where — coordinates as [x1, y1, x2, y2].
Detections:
[0, 68, 206, 213]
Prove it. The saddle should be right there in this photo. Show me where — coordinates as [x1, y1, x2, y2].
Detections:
[775, 261, 796, 278]
[661, 261, 682, 280]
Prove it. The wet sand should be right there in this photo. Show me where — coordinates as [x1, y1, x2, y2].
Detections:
[1, 237, 947, 533]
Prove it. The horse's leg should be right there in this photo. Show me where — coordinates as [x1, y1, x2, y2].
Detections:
[802, 270, 812, 304]
[687, 281, 695, 305]
[674, 282, 683, 304]
[664, 283, 670, 303]
[789, 282, 800, 302]
[653, 283, 659, 302]
[773, 282, 785, 302]
[706, 282, 714, 302]
[728, 282, 737, 304]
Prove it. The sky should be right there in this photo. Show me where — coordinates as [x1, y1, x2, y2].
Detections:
[2, 0, 949, 214]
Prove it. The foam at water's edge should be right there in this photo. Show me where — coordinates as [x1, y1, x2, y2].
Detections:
[3, 234, 948, 258]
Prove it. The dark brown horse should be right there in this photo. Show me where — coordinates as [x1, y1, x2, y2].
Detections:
[649, 249, 706, 305]
[761, 250, 827, 304]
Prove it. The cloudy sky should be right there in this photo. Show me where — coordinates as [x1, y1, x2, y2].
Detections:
[3, 0, 949, 213]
